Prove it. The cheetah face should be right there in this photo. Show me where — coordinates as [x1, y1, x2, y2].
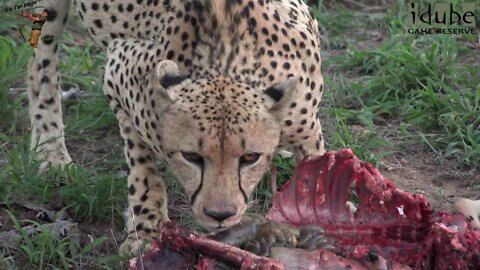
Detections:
[152, 61, 297, 230]
[162, 113, 279, 230]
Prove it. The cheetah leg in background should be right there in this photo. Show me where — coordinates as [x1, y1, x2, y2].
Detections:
[294, 118, 325, 162]
[28, 0, 72, 170]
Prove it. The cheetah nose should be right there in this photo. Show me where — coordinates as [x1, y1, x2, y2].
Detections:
[203, 207, 237, 223]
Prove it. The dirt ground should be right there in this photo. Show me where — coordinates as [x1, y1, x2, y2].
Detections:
[381, 152, 480, 212]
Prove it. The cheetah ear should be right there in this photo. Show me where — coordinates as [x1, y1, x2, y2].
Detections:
[263, 77, 298, 113]
[153, 60, 189, 102]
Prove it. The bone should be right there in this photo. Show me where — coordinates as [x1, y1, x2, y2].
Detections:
[161, 222, 285, 270]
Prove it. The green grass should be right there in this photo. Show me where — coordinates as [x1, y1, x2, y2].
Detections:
[1, 137, 127, 269]
[5, 210, 124, 270]
[252, 156, 297, 214]
[0, 37, 32, 134]
[0, 4, 126, 268]
[1, 0, 479, 268]
[317, 0, 480, 168]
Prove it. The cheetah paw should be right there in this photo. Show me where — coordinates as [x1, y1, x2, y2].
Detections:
[38, 152, 73, 172]
[119, 235, 153, 256]
[243, 221, 300, 257]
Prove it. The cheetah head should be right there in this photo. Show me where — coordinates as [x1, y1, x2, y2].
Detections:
[150, 61, 298, 231]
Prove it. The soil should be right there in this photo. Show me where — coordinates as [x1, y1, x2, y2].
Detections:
[381, 152, 480, 212]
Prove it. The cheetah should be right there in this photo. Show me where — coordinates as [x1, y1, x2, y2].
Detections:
[27, 0, 325, 254]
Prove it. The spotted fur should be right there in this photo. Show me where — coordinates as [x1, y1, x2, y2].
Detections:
[28, 0, 325, 254]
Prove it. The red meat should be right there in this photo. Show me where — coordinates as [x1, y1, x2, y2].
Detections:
[267, 149, 479, 269]
[130, 149, 480, 270]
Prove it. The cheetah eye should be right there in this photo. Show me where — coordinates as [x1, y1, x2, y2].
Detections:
[181, 152, 204, 166]
[240, 152, 261, 166]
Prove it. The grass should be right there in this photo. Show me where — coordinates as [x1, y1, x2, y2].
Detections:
[5, 210, 122, 270]
[1, 138, 128, 269]
[1, 0, 479, 268]
[317, 0, 480, 168]
[0, 38, 32, 133]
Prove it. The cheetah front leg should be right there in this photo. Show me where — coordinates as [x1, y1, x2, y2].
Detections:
[102, 38, 172, 255]
[293, 118, 325, 162]
[28, 0, 72, 170]
[113, 109, 169, 255]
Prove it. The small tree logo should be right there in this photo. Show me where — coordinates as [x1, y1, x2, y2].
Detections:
[407, 2, 477, 35]
[18, 10, 49, 48]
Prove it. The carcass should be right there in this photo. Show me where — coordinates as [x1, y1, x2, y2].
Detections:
[130, 149, 480, 270]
